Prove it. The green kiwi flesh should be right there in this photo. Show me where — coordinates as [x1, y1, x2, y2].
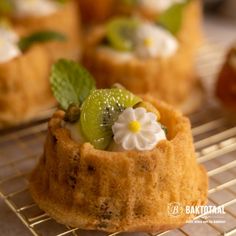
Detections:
[106, 17, 139, 51]
[80, 88, 142, 150]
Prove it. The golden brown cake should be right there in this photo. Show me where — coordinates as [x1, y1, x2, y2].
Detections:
[83, 22, 202, 114]
[82, 1, 203, 114]
[216, 44, 236, 110]
[30, 94, 208, 232]
[12, 0, 81, 61]
[0, 45, 54, 127]
[178, 0, 203, 54]
[78, 0, 202, 54]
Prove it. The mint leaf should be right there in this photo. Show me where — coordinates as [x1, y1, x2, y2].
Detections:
[158, 1, 189, 35]
[50, 59, 96, 110]
[18, 31, 67, 51]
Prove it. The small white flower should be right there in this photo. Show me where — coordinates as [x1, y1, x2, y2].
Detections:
[0, 40, 21, 63]
[139, 0, 186, 12]
[0, 26, 19, 43]
[13, 0, 59, 17]
[112, 107, 166, 151]
[135, 23, 178, 59]
[0, 27, 21, 63]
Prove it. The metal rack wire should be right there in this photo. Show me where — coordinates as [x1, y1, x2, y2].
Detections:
[0, 43, 236, 236]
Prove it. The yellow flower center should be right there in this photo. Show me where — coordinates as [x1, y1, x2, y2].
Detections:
[143, 37, 154, 47]
[128, 120, 141, 133]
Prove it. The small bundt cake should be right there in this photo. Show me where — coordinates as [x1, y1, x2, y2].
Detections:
[30, 61, 207, 232]
[11, 0, 81, 61]
[0, 45, 54, 127]
[0, 23, 55, 127]
[216, 44, 236, 110]
[117, 0, 203, 53]
[82, 15, 202, 114]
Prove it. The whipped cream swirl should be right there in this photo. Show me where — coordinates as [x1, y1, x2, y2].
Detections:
[0, 27, 21, 63]
[112, 107, 166, 151]
[135, 22, 178, 59]
[12, 0, 59, 17]
[65, 122, 86, 144]
[139, 0, 186, 12]
[0, 26, 19, 43]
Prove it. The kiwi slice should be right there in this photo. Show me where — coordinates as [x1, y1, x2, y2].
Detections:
[106, 18, 139, 51]
[80, 89, 142, 150]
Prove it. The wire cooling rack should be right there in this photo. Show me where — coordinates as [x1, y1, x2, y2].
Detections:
[0, 43, 236, 236]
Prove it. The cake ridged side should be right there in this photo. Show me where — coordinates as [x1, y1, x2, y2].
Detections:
[0, 45, 54, 127]
[13, 0, 81, 61]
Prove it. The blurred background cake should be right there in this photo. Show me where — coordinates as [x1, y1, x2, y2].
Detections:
[9, 0, 81, 61]
[0, 0, 82, 128]
[77, 0, 114, 25]
[216, 43, 236, 110]
[82, 0, 203, 114]
[0, 22, 55, 127]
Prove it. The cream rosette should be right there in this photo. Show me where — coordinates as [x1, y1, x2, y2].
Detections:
[135, 23, 178, 59]
[12, 0, 59, 17]
[0, 26, 21, 63]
